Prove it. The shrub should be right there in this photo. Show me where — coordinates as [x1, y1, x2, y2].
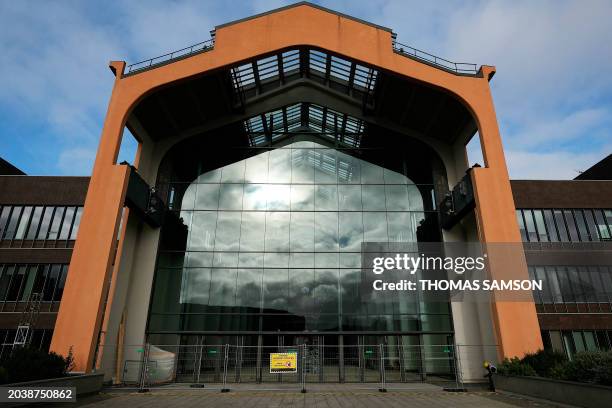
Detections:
[521, 349, 567, 377]
[498, 357, 537, 377]
[555, 351, 612, 386]
[0, 347, 73, 384]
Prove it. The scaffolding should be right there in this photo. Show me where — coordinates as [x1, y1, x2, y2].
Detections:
[12, 292, 42, 349]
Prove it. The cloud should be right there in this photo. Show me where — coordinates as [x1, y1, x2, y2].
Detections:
[0, 0, 610, 179]
[57, 147, 97, 176]
[505, 148, 611, 180]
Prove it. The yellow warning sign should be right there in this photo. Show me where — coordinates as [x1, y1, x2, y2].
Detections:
[269, 352, 298, 373]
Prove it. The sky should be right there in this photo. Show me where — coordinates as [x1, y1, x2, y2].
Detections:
[0, 0, 611, 179]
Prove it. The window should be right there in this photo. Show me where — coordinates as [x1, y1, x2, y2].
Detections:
[0, 263, 68, 303]
[554, 210, 569, 241]
[3, 206, 22, 240]
[36, 207, 54, 240]
[533, 210, 548, 242]
[14, 206, 32, 239]
[573, 210, 590, 241]
[523, 210, 538, 242]
[517, 208, 612, 242]
[150, 141, 445, 335]
[26, 206, 44, 240]
[0, 205, 83, 244]
[594, 210, 611, 240]
[543, 210, 558, 241]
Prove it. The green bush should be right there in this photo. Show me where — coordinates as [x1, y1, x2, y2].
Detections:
[521, 349, 567, 377]
[0, 366, 7, 384]
[498, 357, 537, 377]
[0, 347, 74, 384]
[553, 351, 612, 386]
[499, 349, 612, 386]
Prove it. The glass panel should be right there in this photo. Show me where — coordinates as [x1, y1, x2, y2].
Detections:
[6, 265, 26, 301]
[388, 212, 416, 242]
[36, 207, 54, 240]
[547, 266, 563, 303]
[337, 153, 361, 184]
[339, 212, 363, 251]
[583, 331, 597, 351]
[263, 268, 288, 311]
[385, 185, 410, 211]
[59, 207, 76, 240]
[245, 152, 269, 183]
[4, 206, 22, 240]
[516, 210, 527, 241]
[265, 212, 290, 252]
[239, 212, 265, 252]
[338, 185, 361, 211]
[290, 212, 314, 252]
[220, 160, 245, 183]
[568, 266, 584, 302]
[15, 206, 32, 239]
[543, 210, 558, 241]
[268, 148, 291, 183]
[43, 265, 61, 301]
[31, 265, 48, 297]
[20, 265, 37, 301]
[179, 267, 210, 306]
[314, 212, 338, 251]
[564, 210, 579, 242]
[47, 207, 66, 240]
[523, 210, 538, 242]
[265, 184, 290, 211]
[235, 268, 262, 310]
[0, 206, 11, 238]
[290, 184, 314, 211]
[361, 161, 383, 184]
[594, 210, 611, 240]
[572, 332, 586, 352]
[0, 266, 15, 301]
[213, 212, 240, 251]
[69, 207, 83, 240]
[209, 268, 237, 307]
[534, 267, 551, 303]
[361, 185, 386, 210]
[363, 212, 387, 242]
[53, 265, 68, 301]
[218, 184, 244, 210]
[533, 210, 548, 242]
[314, 149, 337, 183]
[188, 211, 217, 251]
[573, 210, 590, 241]
[557, 267, 574, 302]
[314, 185, 338, 210]
[194, 184, 220, 210]
[606, 210, 612, 234]
[554, 210, 569, 241]
[584, 209, 601, 241]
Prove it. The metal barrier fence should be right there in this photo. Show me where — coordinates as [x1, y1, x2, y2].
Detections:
[94, 343, 499, 392]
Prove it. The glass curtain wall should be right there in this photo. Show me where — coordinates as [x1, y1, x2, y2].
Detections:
[148, 140, 451, 353]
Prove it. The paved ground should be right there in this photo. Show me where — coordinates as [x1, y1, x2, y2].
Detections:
[50, 387, 574, 408]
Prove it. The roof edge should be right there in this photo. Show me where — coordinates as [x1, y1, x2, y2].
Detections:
[215, 1, 393, 33]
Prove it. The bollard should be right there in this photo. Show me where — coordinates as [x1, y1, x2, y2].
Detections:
[138, 343, 151, 393]
[221, 344, 230, 392]
[378, 344, 387, 392]
[301, 344, 307, 393]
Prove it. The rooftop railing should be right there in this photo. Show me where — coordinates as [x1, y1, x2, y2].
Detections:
[392, 37, 478, 75]
[125, 38, 215, 75]
[123, 32, 478, 77]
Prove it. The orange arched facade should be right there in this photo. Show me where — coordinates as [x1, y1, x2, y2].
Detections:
[50, 3, 542, 372]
